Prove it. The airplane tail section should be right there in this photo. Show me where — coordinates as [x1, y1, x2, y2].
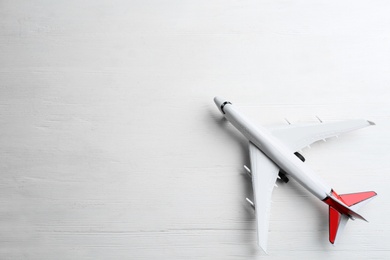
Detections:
[324, 190, 377, 244]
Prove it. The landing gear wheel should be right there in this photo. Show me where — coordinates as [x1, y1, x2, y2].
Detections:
[278, 171, 289, 183]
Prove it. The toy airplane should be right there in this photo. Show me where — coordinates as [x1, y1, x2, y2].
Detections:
[214, 96, 377, 252]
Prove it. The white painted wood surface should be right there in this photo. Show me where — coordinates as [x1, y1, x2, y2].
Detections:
[1, 0, 390, 259]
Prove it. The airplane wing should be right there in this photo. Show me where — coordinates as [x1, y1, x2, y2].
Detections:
[248, 142, 279, 253]
[269, 119, 374, 152]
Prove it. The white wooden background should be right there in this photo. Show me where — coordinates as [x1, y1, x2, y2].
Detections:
[1, 0, 390, 259]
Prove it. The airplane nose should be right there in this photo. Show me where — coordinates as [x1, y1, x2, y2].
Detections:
[214, 96, 231, 114]
[214, 96, 225, 108]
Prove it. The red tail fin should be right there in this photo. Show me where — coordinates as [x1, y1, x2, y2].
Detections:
[324, 190, 377, 244]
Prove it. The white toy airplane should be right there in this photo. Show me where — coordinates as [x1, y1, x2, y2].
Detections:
[214, 96, 377, 252]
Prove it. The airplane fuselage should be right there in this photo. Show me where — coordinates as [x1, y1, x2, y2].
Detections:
[216, 97, 332, 200]
[214, 96, 377, 247]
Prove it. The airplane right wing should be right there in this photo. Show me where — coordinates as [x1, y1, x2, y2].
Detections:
[269, 119, 374, 152]
[248, 142, 280, 253]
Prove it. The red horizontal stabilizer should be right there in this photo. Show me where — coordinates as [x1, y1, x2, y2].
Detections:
[339, 191, 377, 207]
[329, 206, 341, 244]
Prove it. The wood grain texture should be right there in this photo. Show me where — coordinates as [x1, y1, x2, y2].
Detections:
[1, 0, 390, 259]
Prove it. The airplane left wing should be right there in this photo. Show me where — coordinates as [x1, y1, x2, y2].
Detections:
[248, 142, 279, 253]
[269, 119, 374, 152]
